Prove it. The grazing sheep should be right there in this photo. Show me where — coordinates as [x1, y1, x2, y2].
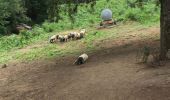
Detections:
[57, 35, 69, 42]
[49, 34, 66, 43]
[49, 35, 58, 43]
[57, 35, 64, 42]
[68, 32, 77, 40]
[75, 32, 84, 40]
[64, 35, 69, 42]
[56, 35, 65, 42]
[74, 53, 88, 65]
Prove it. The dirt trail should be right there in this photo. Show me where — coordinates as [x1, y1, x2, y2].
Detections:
[0, 27, 170, 100]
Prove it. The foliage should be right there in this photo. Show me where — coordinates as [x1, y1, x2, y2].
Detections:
[0, 0, 160, 51]
[0, 0, 160, 35]
[23, 0, 48, 23]
[0, 0, 29, 35]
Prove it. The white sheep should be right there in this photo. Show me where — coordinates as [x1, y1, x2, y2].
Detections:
[57, 35, 69, 42]
[57, 35, 64, 42]
[64, 35, 69, 42]
[74, 53, 88, 65]
[68, 32, 77, 40]
[74, 32, 85, 40]
[49, 35, 58, 43]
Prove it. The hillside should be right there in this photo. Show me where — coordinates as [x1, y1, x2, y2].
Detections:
[1, 23, 170, 100]
[0, 22, 159, 64]
[0, 0, 160, 63]
[1, 0, 170, 100]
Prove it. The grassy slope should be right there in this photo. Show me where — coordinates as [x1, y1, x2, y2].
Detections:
[0, 0, 160, 63]
[0, 22, 159, 64]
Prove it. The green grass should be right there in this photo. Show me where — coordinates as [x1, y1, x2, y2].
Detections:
[0, 21, 160, 63]
[0, 0, 160, 63]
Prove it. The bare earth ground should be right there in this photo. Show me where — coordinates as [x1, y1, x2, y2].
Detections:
[0, 27, 170, 100]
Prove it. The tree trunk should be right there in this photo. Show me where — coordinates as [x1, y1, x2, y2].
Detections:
[160, 0, 170, 60]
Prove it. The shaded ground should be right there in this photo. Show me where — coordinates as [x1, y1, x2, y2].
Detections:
[0, 26, 170, 100]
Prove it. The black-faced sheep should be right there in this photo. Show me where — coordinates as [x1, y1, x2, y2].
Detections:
[74, 53, 88, 65]
[57, 35, 64, 42]
[68, 32, 76, 40]
[57, 35, 69, 42]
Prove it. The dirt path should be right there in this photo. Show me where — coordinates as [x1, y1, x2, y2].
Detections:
[0, 27, 170, 100]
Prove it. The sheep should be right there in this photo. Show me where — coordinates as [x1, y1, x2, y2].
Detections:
[79, 29, 86, 38]
[68, 32, 77, 40]
[57, 35, 69, 42]
[67, 30, 85, 40]
[74, 32, 84, 40]
[64, 35, 69, 42]
[74, 53, 88, 65]
[49, 35, 58, 43]
[57, 35, 65, 42]
[49, 34, 66, 43]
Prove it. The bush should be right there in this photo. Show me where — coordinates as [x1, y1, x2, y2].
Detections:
[124, 1, 160, 23]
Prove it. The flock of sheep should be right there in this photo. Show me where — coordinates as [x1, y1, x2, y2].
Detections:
[49, 29, 86, 43]
[49, 29, 88, 65]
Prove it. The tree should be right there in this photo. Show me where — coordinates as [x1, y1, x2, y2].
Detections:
[23, 0, 48, 23]
[0, 0, 28, 34]
[160, 0, 170, 59]
[47, 0, 96, 23]
[0, 0, 10, 34]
